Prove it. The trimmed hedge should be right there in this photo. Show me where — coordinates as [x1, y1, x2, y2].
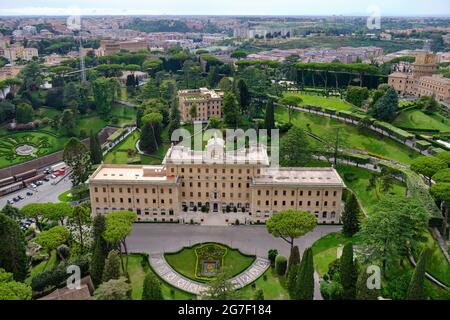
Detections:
[275, 255, 288, 276]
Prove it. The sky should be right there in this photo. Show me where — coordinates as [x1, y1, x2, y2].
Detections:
[0, 0, 449, 17]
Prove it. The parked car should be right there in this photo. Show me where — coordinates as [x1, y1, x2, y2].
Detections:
[51, 174, 57, 179]
[7, 199, 14, 205]
[43, 177, 50, 182]
[30, 183, 37, 188]
[26, 191, 33, 196]
[17, 195, 24, 200]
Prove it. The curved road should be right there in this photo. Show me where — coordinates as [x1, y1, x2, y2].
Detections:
[127, 224, 342, 300]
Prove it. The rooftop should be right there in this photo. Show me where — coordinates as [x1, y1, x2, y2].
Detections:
[253, 167, 345, 187]
[89, 165, 178, 184]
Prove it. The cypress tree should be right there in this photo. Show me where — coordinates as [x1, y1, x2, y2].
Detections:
[406, 248, 430, 300]
[342, 193, 360, 237]
[340, 243, 357, 300]
[142, 272, 164, 300]
[264, 99, 275, 130]
[236, 79, 250, 113]
[355, 266, 379, 300]
[90, 215, 109, 287]
[287, 246, 301, 296]
[102, 250, 122, 283]
[0, 213, 28, 281]
[89, 130, 103, 165]
[294, 247, 315, 300]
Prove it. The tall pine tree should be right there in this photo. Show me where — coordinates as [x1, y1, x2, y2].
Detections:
[369, 87, 398, 122]
[264, 99, 275, 130]
[340, 243, 357, 300]
[90, 215, 109, 287]
[406, 248, 430, 300]
[294, 247, 315, 300]
[342, 193, 360, 237]
[90, 130, 103, 165]
[287, 246, 301, 298]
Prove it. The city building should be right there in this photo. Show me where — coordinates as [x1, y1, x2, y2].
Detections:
[388, 52, 450, 102]
[178, 88, 224, 122]
[88, 136, 345, 225]
[2, 46, 38, 63]
[96, 39, 148, 56]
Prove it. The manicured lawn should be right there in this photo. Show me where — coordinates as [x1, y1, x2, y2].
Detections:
[413, 231, 450, 287]
[110, 104, 137, 127]
[165, 243, 256, 283]
[275, 106, 419, 164]
[393, 109, 450, 132]
[26, 251, 57, 285]
[282, 92, 358, 112]
[336, 164, 407, 215]
[76, 116, 108, 136]
[128, 254, 195, 300]
[238, 267, 289, 300]
[311, 232, 354, 276]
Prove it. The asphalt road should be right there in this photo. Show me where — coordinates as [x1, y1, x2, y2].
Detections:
[0, 176, 72, 209]
[128, 224, 341, 257]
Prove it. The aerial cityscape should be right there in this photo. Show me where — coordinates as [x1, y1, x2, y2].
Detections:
[0, 0, 449, 308]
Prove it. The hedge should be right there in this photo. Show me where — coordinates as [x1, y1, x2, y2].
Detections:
[415, 140, 432, 151]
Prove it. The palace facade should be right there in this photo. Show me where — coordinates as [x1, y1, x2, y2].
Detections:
[89, 136, 346, 225]
[178, 88, 224, 122]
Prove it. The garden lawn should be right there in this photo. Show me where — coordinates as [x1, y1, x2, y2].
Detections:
[393, 109, 450, 132]
[109, 104, 137, 127]
[336, 164, 407, 215]
[128, 254, 194, 300]
[26, 251, 57, 285]
[238, 267, 289, 300]
[164, 243, 255, 283]
[75, 115, 107, 136]
[282, 92, 358, 112]
[275, 106, 419, 164]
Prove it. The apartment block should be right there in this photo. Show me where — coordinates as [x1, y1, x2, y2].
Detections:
[178, 88, 224, 122]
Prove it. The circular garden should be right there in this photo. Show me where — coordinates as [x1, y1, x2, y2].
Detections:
[164, 242, 256, 282]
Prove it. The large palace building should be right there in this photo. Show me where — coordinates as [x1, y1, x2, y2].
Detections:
[178, 88, 224, 122]
[388, 52, 450, 102]
[89, 136, 346, 225]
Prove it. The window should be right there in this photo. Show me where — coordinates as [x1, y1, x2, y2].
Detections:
[316, 191, 320, 196]
[94, 187, 98, 192]
[308, 191, 312, 196]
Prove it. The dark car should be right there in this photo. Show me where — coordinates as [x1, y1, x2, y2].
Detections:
[26, 191, 33, 196]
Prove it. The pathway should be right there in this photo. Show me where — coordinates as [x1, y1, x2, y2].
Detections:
[149, 252, 270, 295]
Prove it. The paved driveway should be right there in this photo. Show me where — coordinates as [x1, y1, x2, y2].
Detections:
[128, 224, 341, 257]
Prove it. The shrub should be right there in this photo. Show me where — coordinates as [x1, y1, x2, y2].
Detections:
[275, 255, 287, 276]
[267, 249, 278, 265]
[235, 219, 240, 225]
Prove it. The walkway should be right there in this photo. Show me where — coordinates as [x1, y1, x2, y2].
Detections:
[149, 252, 270, 295]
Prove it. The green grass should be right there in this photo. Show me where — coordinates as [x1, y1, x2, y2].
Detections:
[164, 243, 255, 283]
[283, 92, 357, 112]
[238, 267, 289, 300]
[413, 231, 450, 287]
[393, 109, 450, 132]
[311, 232, 355, 276]
[336, 164, 407, 215]
[128, 254, 195, 300]
[275, 106, 419, 164]
[26, 251, 57, 285]
[76, 116, 108, 136]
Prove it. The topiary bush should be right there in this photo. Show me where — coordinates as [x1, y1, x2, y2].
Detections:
[267, 249, 278, 266]
[275, 255, 287, 276]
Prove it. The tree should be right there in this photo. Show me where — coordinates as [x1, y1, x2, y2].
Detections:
[340, 243, 357, 300]
[63, 138, 91, 186]
[280, 126, 312, 167]
[102, 250, 122, 283]
[294, 247, 314, 300]
[341, 193, 360, 237]
[218, 77, 233, 92]
[1, 204, 22, 222]
[411, 156, 447, 186]
[93, 277, 131, 300]
[103, 211, 137, 273]
[19, 61, 43, 92]
[275, 255, 287, 276]
[0, 213, 28, 281]
[266, 210, 317, 249]
[201, 270, 238, 300]
[189, 103, 198, 122]
[67, 205, 91, 255]
[368, 87, 398, 122]
[92, 77, 119, 116]
[279, 95, 303, 124]
[142, 272, 164, 300]
[0, 100, 15, 123]
[430, 183, 450, 202]
[34, 225, 70, 258]
[140, 77, 160, 100]
[355, 266, 379, 300]
[89, 130, 103, 165]
[159, 80, 177, 103]
[206, 66, 219, 88]
[63, 81, 79, 108]
[21, 203, 73, 226]
[264, 99, 275, 130]
[358, 195, 429, 273]
[139, 112, 163, 154]
[406, 248, 430, 300]
[90, 215, 109, 287]
[0, 268, 31, 300]
[222, 92, 240, 128]
[230, 50, 248, 60]
[209, 115, 221, 129]
[60, 109, 76, 136]
[287, 246, 300, 296]
[15, 102, 33, 123]
[236, 79, 250, 113]
[436, 151, 450, 167]
[345, 86, 369, 107]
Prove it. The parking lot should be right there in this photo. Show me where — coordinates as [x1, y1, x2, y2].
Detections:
[0, 174, 72, 209]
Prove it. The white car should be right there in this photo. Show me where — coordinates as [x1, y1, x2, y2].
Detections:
[30, 183, 37, 188]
